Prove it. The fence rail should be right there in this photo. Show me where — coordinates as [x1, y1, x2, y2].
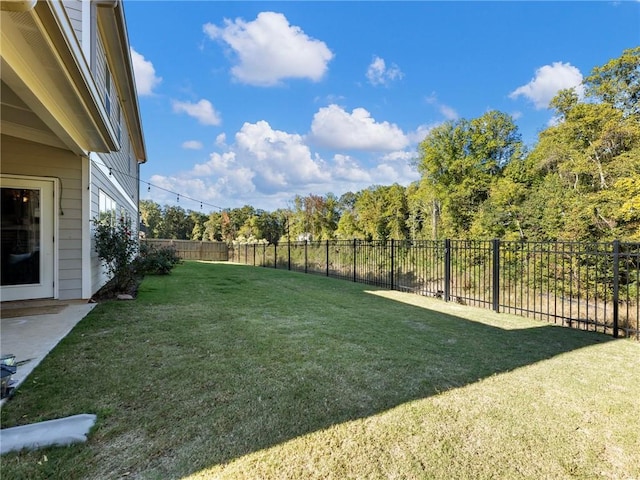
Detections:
[229, 239, 640, 340]
[143, 239, 228, 261]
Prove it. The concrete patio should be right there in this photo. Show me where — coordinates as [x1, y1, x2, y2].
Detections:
[1, 299, 96, 407]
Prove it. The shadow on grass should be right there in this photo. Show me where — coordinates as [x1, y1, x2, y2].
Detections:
[0, 262, 617, 479]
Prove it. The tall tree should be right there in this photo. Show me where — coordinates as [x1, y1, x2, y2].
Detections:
[585, 46, 640, 118]
[139, 200, 163, 238]
[416, 111, 522, 237]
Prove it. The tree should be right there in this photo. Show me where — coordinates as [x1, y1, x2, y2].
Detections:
[162, 205, 190, 239]
[516, 49, 640, 242]
[585, 46, 640, 118]
[139, 200, 163, 238]
[189, 211, 209, 241]
[416, 111, 522, 237]
[204, 212, 223, 241]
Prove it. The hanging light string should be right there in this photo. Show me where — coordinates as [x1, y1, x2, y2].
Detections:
[90, 157, 225, 211]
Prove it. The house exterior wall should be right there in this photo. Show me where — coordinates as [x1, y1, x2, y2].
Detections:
[1, 134, 84, 300]
[1, 0, 145, 301]
[88, 30, 141, 296]
[94, 33, 139, 201]
[62, 0, 83, 46]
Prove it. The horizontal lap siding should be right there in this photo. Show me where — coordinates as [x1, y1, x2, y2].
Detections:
[1, 135, 83, 300]
[62, 1, 83, 46]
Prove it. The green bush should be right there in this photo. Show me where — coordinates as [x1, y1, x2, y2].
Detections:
[93, 216, 139, 293]
[135, 242, 181, 275]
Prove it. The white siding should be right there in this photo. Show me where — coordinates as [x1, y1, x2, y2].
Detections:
[1, 135, 84, 300]
[62, 1, 83, 47]
[89, 159, 139, 295]
[94, 33, 139, 201]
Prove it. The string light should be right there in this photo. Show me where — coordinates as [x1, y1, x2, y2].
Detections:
[89, 157, 224, 212]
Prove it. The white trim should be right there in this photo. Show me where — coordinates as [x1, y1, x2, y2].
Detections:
[89, 152, 137, 211]
[81, 155, 92, 299]
[53, 177, 60, 299]
[0, 174, 58, 300]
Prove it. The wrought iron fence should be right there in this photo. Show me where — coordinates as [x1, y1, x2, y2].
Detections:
[228, 239, 640, 340]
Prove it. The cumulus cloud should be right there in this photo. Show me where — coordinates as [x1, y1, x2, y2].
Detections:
[310, 104, 409, 151]
[215, 133, 227, 147]
[172, 99, 221, 126]
[130, 47, 161, 95]
[235, 121, 330, 191]
[203, 12, 334, 86]
[143, 120, 420, 211]
[182, 140, 203, 150]
[509, 62, 584, 109]
[333, 154, 372, 183]
[425, 94, 458, 120]
[366, 56, 404, 86]
[407, 123, 438, 144]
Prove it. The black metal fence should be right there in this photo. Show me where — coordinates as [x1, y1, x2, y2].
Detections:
[229, 239, 640, 340]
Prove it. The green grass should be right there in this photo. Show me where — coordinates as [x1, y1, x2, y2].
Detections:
[1, 261, 639, 479]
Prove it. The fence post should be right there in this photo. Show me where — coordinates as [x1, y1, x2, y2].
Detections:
[390, 239, 395, 290]
[353, 239, 357, 283]
[263, 243, 266, 267]
[274, 243, 277, 269]
[253, 244, 256, 266]
[444, 239, 451, 302]
[305, 240, 308, 274]
[612, 240, 620, 338]
[287, 241, 291, 271]
[492, 239, 500, 313]
[326, 240, 329, 276]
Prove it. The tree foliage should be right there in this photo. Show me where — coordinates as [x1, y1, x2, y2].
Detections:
[138, 49, 639, 243]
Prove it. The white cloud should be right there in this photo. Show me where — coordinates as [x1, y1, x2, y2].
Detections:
[172, 99, 221, 126]
[130, 47, 161, 96]
[235, 121, 330, 191]
[182, 140, 203, 150]
[509, 62, 584, 109]
[143, 121, 420, 211]
[215, 133, 227, 147]
[425, 94, 458, 120]
[203, 12, 334, 86]
[333, 154, 372, 183]
[366, 56, 404, 86]
[407, 123, 438, 144]
[310, 104, 409, 151]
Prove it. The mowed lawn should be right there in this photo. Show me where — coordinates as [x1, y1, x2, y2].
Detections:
[1, 261, 639, 479]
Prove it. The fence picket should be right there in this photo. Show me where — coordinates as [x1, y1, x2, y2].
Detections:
[225, 239, 639, 340]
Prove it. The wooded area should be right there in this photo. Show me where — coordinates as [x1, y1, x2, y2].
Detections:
[140, 48, 639, 244]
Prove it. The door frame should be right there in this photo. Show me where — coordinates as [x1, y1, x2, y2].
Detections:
[1, 174, 58, 301]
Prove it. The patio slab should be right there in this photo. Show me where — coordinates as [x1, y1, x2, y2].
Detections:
[1, 300, 96, 407]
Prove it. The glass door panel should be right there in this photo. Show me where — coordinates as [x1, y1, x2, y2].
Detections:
[1, 188, 41, 286]
[0, 177, 54, 301]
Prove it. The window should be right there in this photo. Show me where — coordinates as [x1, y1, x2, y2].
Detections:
[105, 63, 111, 116]
[98, 189, 116, 226]
[116, 101, 121, 144]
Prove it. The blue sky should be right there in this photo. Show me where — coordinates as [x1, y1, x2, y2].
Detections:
[125, 1, 640, 212]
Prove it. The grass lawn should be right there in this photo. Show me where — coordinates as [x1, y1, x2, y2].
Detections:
[1, 261, 639, 479]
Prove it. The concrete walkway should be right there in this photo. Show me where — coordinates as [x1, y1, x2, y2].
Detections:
[1, 300, 96, 407]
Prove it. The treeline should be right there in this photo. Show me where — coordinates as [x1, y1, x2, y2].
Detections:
[140, 48, 640, 244]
